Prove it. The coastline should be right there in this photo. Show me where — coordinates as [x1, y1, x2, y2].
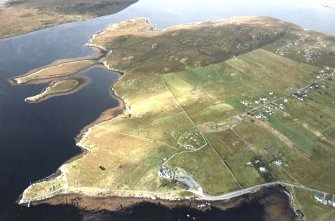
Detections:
[20, 185, 297, 221]
[17, 16, 282, 210]
[285, 188, 304, 220]
[73, 72, 125, 144]
[73, 30, 128, 143]
[15, 39, 123, 206]
[17, 40, 300, 221]
[16, 65, 125, 207]
[16, 17, 334, 220]
[15, 35, 124, 205]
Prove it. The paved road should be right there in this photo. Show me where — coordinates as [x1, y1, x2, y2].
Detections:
[192, 181, 333, 201]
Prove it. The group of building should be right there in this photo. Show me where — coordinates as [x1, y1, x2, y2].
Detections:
[315, 193, 335, 208]
[158, 166, 175, 180]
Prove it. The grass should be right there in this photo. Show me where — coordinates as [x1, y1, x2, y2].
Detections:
[205, 130, 264, 188]
[234, 120, 324, 186]
[164, 49, 319, 118]
[292, 188, 335, 221]
[94, 17, 292, 75]
[267, 113, 320, 156]
[166, 145, 240, 195]
[67, 130, 177, 191]
[0, 0, 138, 38]
[47, 79, 80, 93]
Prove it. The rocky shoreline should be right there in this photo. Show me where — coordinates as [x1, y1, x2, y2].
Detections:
[22, 186, 297, 220]
[16, 37, 128, 206]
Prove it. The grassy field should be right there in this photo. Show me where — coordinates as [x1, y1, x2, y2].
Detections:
[166, 145, 241, 195]
[205, 130, 264, 188]
[17, 18, 335, 219]
[0, 0, 138, 38]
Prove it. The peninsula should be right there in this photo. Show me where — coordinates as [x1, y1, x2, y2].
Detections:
[16, 17, 335, 221]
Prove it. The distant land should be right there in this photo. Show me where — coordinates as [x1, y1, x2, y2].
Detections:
[0, 0, 138, 38]
[15, 17, 335, 221]
[321, 0, 335, 9]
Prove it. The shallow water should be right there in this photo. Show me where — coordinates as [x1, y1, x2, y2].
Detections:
[0, 0, 334, 220]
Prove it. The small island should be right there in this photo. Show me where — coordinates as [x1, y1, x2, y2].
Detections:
[25, 78, 84, 103]
[16, 17, 335, 221]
